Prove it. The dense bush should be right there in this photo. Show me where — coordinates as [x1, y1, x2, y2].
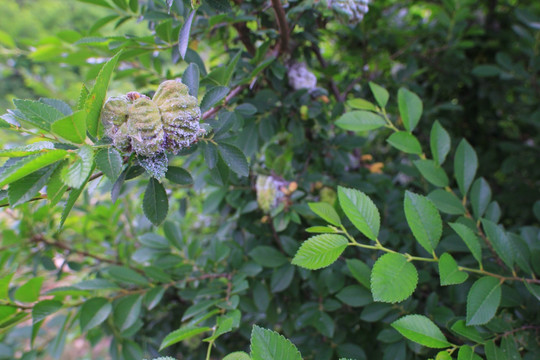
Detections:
[0, 0, 539, 359]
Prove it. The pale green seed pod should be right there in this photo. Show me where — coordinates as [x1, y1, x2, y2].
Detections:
[256, 175, 278, 213]
[127, 97, 165, 157]
[152, 80, 201, 154]
[101, 95, 130, 138]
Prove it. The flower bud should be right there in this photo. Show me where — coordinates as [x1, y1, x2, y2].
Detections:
[288, 62, 317, 91]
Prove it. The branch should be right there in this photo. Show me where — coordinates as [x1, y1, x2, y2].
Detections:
[202, 85, 246, 120]
[233, 23, 256, 56]
[311, 44, 344, 102]
[271, 0, 290, 54]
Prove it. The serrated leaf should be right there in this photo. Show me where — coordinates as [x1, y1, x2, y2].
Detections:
[454, 139, 478, 197]
[113, 294, 142, 332]
[165, 166, 193, 185]
[347, 98, 377, 111]
[0, 151, 68, 186]
[337, 186, 380, 241]
[485, 340, 506, 360]
[391, 314, 452, 348]
[95, 147, 123, 181]
[428, 189, 465, 215]
[397, 88, 423, 132]
[404, 191, 442, 254]
[371, 253, 418, 303]
[470, 178, 491, 219]
[179, 9, 196, 59]
[413, 159, 449, 187]
[51, 110, 86, 144]
[250, 246, 288, 268]
[448, 223, 482, 267]
[201, 86, 229, 113]
[292, 234, 349, 270]
[223, 352, 251, 360]
[61, 145, 94, 189]
[217, 142, 249, 177]
[430, 120, 451, 165]
[336, 285, 372, 307]
[335, 111, 386, 132]
[159, 325, 212, 350]
[308, 202, 341, 226]
[77, 84, 90, 111]
[143, 178, 169, 226]
[481, 219, 513, 269]
[32, 300, 62, 324]
[14, 277, 43, 302]
[386, 131, 422, 154]
[369, 82, 389, 108]
[182, 63, 200, 97]
[79, 297, 112, 332]
[13, 99, 64, 131]
[8, 163, 58, 206]
[250, 325, 303, 360]
[85, 51, 122, 137]
[305, 226, 338, 233]
[450, 320, 486, 343]
[59, 163, 95, 229]
[438, 253, 468, 285]
[0, 142, 55, 158]
[466, 277, 501, 325]
[107, 266, 148, 286]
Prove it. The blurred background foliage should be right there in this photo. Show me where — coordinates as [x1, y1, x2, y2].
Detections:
[0, 0, 539, 359]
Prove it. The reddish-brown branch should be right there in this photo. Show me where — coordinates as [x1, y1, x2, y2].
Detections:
[202, 85, 246, 120]
[271, 0, 290, 54]
[233, 23, 256, 56]
[311, 44, 344, 102]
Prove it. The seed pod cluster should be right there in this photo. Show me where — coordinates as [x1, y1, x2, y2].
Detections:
[287, 62, 317, 91]
[101, 79, 201, 157]
[332, 0, 371, 24]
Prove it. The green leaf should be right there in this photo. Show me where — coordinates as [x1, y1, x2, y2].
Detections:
[113, 294, 142, 332]
[337, 186, 380, 241]
[40, 98, 72, 116]
[0, 273, 13, 299]
[77, 0, 114, 9]
[59, 163, 95, 229]
[450, 320, 487, 343]
[448, 223, 482, 267]
[165, 166, 193, 185]
[335, 111, 386, 132]
[308, 202, 341, 226]
[0, 29, 15, 48]
[159, 325, 212, 350]
[347, 98, 378, 111]
[32, 300, 62, 324]
[413, 159, 449, 187]
[438, 253, 468, 285]
[292, 234, 349, 270]
[397, 88, 422, 132]
[61, 145, 95, 189]
[223, 352, 251, 360]
[470, 178, 491, 219]
[0, 142, 55, 157]
[392, 314, 452, 348]
[143, 178, 169, 226]
[85, 51, 122, 137]
[458, 345, 482, 360]
[182, 63, 200, 97]
[346, 259, 371, 288]
[404, 191, 442, 254]
[250, 325, 303, 360]
[95, 147, 123, 181]
[200, 86, 229, 113]
[386, 131, 422, 154]
[217, 142, 249, 177]
[481, 219, 513, 269]
[524, 282, 540, 302]
[454, 139, 478, 196]
[336, 285, 372, 307]
[428, 189, 466, 215]
[144, 286, 166, 310]
[13, 99, 64, 131]
[51, 110, 87, 144]
[472, 65, 501, 77]
[14, 277, 43, 302]
[466, 277, 501, 325]
[305, 226, 337, 233]
[369, 82, 389, 108]
[77, 84, 90, 111]
[249, 246, 288, 268]
[485, 340, 506, 360]
[205, 0, 232, 13]
[0, 151, 67, 187]
[107, 266, 148, 286]
[430, 120, 451, 165]
[8, 163, 58, 206]
[371, 253, 418, 303]
[179, 9, 197, 59]
[79, 297, 112, 332]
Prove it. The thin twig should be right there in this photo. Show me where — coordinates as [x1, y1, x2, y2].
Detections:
[311, 44, 344, 101]
[270, 0, 290, 54]
[202, 85, 246, 120]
